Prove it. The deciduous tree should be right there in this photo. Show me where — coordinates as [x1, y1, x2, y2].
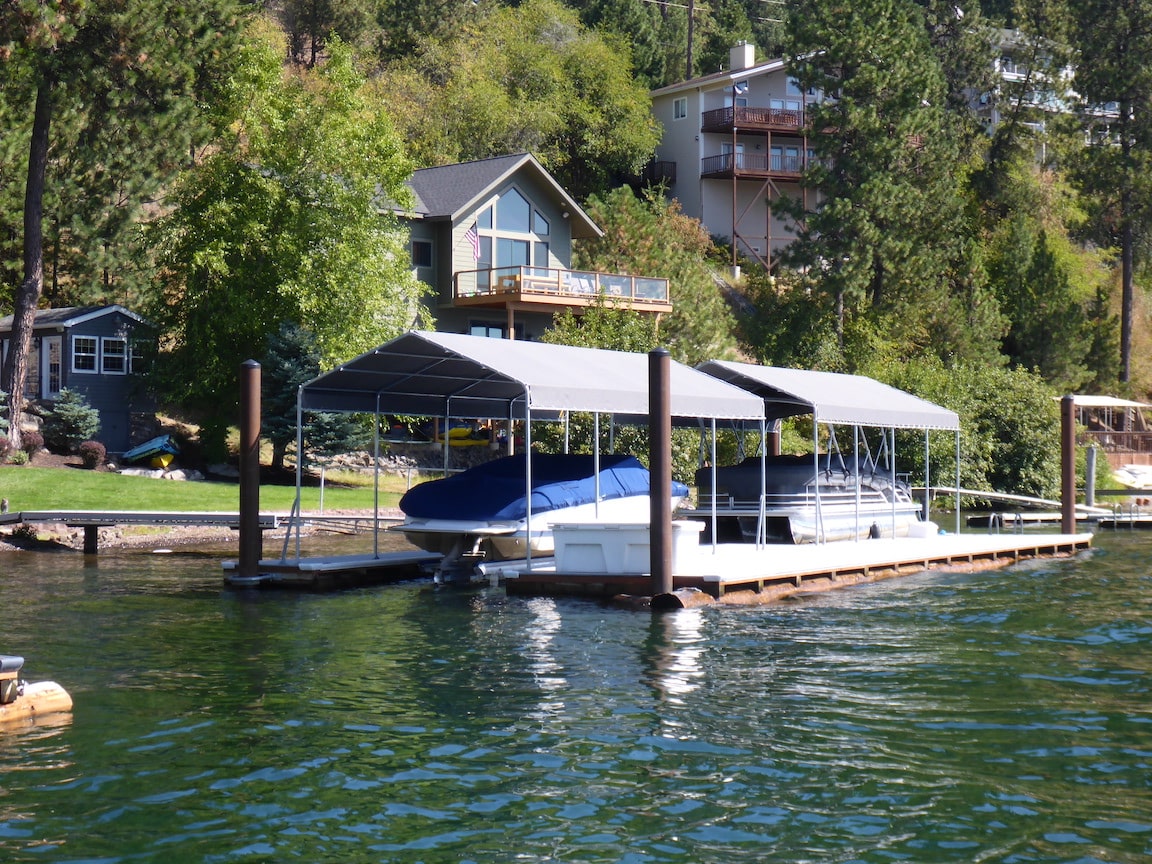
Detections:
[146, 31, 427, 459]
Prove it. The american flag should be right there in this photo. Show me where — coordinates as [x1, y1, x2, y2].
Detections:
[464, 222, 480, 260]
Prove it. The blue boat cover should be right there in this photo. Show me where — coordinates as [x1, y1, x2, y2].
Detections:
[400, 453, 687, 521]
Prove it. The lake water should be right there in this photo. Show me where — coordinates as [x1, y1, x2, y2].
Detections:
[2, 527, 1151, 863]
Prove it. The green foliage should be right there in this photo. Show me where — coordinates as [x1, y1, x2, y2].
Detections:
[41, 389, 101, 454]
[262, 322, 364, 470]
[0, 0, 249, 307]
[375, 0, 660, 199]
[145, 28, 428, 455]
[781, 0, 995, 367]
[876, 357, 1062, 499]
[574, 187, 739, 365]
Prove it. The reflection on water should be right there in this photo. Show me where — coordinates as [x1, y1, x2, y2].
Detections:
[1, 532, 1151, 862]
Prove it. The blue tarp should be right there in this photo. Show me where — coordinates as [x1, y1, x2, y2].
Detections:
[399, 453, 687, 522]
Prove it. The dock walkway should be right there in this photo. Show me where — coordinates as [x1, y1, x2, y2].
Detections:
[503, 532, 1094, 600]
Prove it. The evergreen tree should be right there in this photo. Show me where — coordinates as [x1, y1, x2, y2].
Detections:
[779, 0, 991, 366]
[0, 0, 247, 448]
[262, 323, 361, 472]
[1068, 0, 1152, 383]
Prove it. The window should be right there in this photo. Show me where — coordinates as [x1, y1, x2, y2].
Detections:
[532, 210, 549, 236]
[411, 239, 433, 268]
[73, 336, 97, 373]
[102, 338, 127, 374]
[673, 97, 687, 120]
[496, 188, 531, 233]
[478, 205, 493, 230]
[470, 322, 506, 339]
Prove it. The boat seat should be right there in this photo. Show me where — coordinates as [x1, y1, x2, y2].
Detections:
[0, 655, 25, 677]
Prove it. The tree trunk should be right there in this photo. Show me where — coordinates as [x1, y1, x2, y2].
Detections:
[1119, 97, 1134, 383]
[4, 79, 53, 451]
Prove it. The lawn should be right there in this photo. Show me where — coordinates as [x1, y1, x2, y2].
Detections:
[0, 466, 410, 513]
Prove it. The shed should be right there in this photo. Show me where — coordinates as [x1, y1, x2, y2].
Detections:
[0, 305, 155, 452]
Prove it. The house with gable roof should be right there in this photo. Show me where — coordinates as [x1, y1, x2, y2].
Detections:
[0, 305, 155, 452]
[402, 153, 672, 340]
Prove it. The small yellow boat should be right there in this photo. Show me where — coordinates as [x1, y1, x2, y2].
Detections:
[0, 656, 72, 727]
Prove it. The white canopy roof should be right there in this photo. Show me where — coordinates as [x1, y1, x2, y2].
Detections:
[301, 331, 765, 423]
[697, 360, 960, 431]
[1068, 395, 1150, 409]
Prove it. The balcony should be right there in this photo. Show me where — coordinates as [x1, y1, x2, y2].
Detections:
[452, 266, 672, 314]
[700, 151, 816, 180]
[700, 106, 806, 134]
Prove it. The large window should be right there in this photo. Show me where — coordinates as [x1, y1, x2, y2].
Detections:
[475, 187, 551, 271]
[72, 336, 97, 373]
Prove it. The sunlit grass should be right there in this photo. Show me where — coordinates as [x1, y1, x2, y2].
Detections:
[0, 466, 410, 513]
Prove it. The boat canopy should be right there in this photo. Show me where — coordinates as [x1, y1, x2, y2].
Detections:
[301, 331, 765, 424]
[696, 361, 960, 431]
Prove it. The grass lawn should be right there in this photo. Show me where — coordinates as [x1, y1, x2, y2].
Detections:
[0, 466, 409, 512]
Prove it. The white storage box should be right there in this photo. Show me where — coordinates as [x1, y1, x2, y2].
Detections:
[552, 520, 703, 574]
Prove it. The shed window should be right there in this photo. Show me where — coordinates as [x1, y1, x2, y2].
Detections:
[73, 336, 97, 373]
[102, 338, 127, 374]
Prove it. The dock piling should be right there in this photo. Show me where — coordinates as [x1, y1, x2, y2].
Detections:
[649, 348, 673, 599]
[238, 360, 262, 580]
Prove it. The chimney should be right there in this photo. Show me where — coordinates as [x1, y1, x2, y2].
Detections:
[730, 42, 755, 71]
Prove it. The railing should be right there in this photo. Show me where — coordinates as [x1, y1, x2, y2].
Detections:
[700, 106, 806, 132]
[1080, 430, 1152, 455]
[700, 152, 814, 176]
[641, 160, 677, 184]
[454, 266, 670, 305]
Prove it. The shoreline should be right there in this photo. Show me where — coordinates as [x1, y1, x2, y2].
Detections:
[0, 509, 401, 554]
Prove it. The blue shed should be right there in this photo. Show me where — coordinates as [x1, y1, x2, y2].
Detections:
[0, 305, 156, 453]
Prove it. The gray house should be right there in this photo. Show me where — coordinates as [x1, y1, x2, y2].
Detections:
[402, 153, 672, 340]
[0, 305, 154, 452]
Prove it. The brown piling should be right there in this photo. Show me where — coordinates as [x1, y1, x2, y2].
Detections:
[1061, 394, 1076, 535]
[649, 348, 673, 598]
[238, 360, 262, 580]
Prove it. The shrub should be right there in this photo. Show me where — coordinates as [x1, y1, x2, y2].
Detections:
[20, 429, 43, 455]
[78, 440, 106, 469]
[42, 389, 100, 453]
[7, 450, 28, 465]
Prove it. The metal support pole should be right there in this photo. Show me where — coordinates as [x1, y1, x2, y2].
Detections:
[238, 360, 262, 579]
[649, 349, 673, 597]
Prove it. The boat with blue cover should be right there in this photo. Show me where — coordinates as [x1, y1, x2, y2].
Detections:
[396, 452, 688, 576]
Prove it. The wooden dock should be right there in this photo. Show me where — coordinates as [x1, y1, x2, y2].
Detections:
[503, 532, 1094, 601]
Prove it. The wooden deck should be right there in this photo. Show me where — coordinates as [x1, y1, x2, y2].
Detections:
[503, 532, 1094, 600]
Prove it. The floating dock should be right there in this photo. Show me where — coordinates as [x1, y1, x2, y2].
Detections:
[222, 550, 440, 590]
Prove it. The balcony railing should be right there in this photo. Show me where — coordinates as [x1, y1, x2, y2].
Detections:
[700, 151, 817, 178]
[700, 106, 806, 133]
[454, 266, 670, 307]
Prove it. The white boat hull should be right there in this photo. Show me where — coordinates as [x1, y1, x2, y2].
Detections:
[398, 494, 683, 562]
